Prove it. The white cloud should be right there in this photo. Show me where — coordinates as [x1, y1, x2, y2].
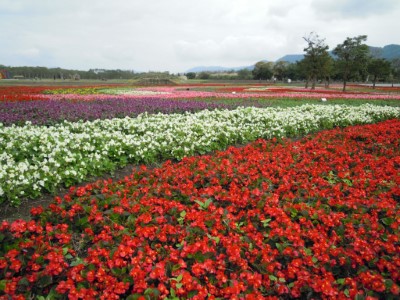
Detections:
[311, 0, 400, 18]
[0, 0, 399, 72]
[17, 48, 40, 58]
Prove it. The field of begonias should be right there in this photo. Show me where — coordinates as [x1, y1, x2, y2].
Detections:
[0, 82, 399, 299]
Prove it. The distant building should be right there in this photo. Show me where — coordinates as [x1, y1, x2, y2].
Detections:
[0, 70, 10, 79]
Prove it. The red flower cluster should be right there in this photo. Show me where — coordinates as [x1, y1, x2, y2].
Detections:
[0, 86, 55, 101]
[0, 85, 124, 102]
[0, 120, 399, 299]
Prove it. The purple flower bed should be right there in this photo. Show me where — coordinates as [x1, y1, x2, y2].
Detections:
[0, 97, 235, 126]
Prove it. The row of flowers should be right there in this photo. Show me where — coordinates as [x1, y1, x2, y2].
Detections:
[1, 119, 399, 299]
[0, 85, 125, 102]
[1, 104, 399, 206]
[221, 84, 400, 94]
[42, 86, 400, 101]
[2, 85, 400, 103]
[0, 98, 234, 126]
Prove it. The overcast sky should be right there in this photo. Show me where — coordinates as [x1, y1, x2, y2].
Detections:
[1, 0, 399, 73]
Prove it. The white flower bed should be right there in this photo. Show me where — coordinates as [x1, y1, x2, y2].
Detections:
[0, 104, 399, 205]
[101, 88, 170, 95]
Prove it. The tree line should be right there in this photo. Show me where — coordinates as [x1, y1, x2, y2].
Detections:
[186, 34, 400, 91]
[0, 66, 179, 81]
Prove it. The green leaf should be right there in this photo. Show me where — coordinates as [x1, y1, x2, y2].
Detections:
[194, 199, 212, 210]
[269, 275, 277, 281]
[176, 274, 183, 282]
[382, 217, 394, 226]
[344, 289, 350, 298]
[261, 219, 271, 227]
[70, 257, 84, 267]
[312, 257, 318, 264]
[0, 280, 6, 291]
[37, 275, 53, 288]
[336, 278, 345, 285]
[77, 216, 89, 226]
[275, 243, 283, 252]
[172, 264, 181, 271]
[18, 277, 30, 287]
[176, 283, 182, 289]
[290, 208, 298, 218]
[342, 178, 353, 186]
[180, 211, 186, 218]
[204, 198, 212, 209]
[206, 234, 220, 244]
[278, 277, 286, 282]
[385, 279, 393, 289]
[170, 288, 176, 297]
[187, 290, 198, 298]
[144, 287, 160, 296]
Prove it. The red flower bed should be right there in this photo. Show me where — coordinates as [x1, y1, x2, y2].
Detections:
[0, 85, 126, 102]
[1, 120, 399, 299]
[0, 86, 56, 101]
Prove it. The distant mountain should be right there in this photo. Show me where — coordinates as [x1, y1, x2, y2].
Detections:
[276, 54, 304, 63]
[370, 44, 400, 60]
[276, 44, 400, 63]
[187, 44, 400, 73]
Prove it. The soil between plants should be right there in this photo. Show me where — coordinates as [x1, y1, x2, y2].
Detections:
[0, 162, 160, 222]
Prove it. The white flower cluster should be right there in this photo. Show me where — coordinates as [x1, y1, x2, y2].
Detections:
[0, 104, 399, 205]
[101, 88, 170, 95]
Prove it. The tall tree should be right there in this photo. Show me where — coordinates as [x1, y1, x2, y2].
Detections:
[333, 35, 369, 91]
[301, 32, 331, 89]
[185, 72, 196, 79]
[252, 61, 273, 80]
[390, 58, 400, 87]
[273, 61, 289, 81]
[367, 58, 391, 89]
[237, 68, 253, 80]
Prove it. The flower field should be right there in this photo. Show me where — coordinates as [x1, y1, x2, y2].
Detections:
[42, 86, 400, 101]
[0, 83, 399, 299]
[1, 104, 399, 205]
[3, 85, 400, 103]
[0, 98, 231, 126]
[1, 119, 399, 299]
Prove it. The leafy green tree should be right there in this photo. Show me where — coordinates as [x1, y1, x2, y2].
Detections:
[320, 53, 335, 88]
[367, 58, 391, 88]
[301, 32, 333, 89]
[389, 58, 400, 87]
[333, 35, 369, 91]
[273, 61, 289, 81]
[252, 61, 273, 80]
[185, 72, 196, 79]
[197, 72, 211, 80]
[284, 63, 302, 81]
[237, 68, 253, 80]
